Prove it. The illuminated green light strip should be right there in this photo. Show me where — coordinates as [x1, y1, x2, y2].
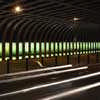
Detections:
[5, 43, 10, 57]
[19, 43, 23, 56]
[46, 42, 49, 53]
[36, 42, 40, 54]
[0, 43, 2, 57]
[12, 43, 16, 56]
[41, 42, 45, 53]
[0, 42, 98, 61]
[31, 43, 34, 54]
[25, 42, 29, 55]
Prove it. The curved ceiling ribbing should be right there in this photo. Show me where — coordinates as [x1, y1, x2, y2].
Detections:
[0, 0, 100, 41]
[0, 14, 69, 41]
[1, 0, 99, 23]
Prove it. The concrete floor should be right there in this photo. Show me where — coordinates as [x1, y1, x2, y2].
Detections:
[0, 65, 100, 100]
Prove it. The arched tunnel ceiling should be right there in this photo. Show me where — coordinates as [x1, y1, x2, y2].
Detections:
[1, 0, 100, 23]
[0, 0, 100, 41]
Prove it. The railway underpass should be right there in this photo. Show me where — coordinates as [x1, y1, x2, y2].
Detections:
[0, 0, 100, 100]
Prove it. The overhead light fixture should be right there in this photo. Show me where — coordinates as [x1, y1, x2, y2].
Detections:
[13, 5, 23, 14]
[73, 17, 80, 21]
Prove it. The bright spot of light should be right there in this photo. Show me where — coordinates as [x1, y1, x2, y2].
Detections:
[0, 66, 87, 84]
[31, 56, 34, 58]
[73, 17, 79, 21]
[13, 6, 23, 14]
[42, 82, 100, 100]
[12, 57, 16, 60]
[0, 66, 88, 97]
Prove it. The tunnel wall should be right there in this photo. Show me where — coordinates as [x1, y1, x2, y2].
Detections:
[0, 14, 99, 74]
[0, 53, 100, 74]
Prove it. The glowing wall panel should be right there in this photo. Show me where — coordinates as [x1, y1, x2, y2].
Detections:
[0, 43, 2, 57]
[51, 42, 54, 53]
[94, 43, 96, 49]
[74, 42, 77, 49]
[83, 42, 86, 50]
[67, 42, 69, 51]
[91, 43, 94, 50]
[12, 43, 16, 56]
[59, 42, 62, 52]
[31, 42, 34, 55]
[70, 42, 73, 51]
[41, 42, 45, 53]
[19, 43, 23, 56]
[63, 42, 66, 51]
[96, 42, 98, 51]
[55, 42, 58, 52]
[25, 42, 29, 55]
[77, 42, 79, 50]
[46, 42, 49, 53]
[97, 42, 100, 49]
[5, 43, 10, 57]
[85, 42, 88, 50]
[36, 42, 40, 54]
[80, 42, 82, 50]
[88, 42, 91, 49]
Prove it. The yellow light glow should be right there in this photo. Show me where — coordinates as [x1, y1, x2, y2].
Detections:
[13, 6, 22, 13]
[12, 57, 16, 60]
[19, 56, 22, 59]
[46, 54, 49, 57]
[0, 58, 2, 62]
[63, 53, 66, 56]
[5, 57, 9, 61]
[41, 55, 44, 57]
[31, 56, 34, 58]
